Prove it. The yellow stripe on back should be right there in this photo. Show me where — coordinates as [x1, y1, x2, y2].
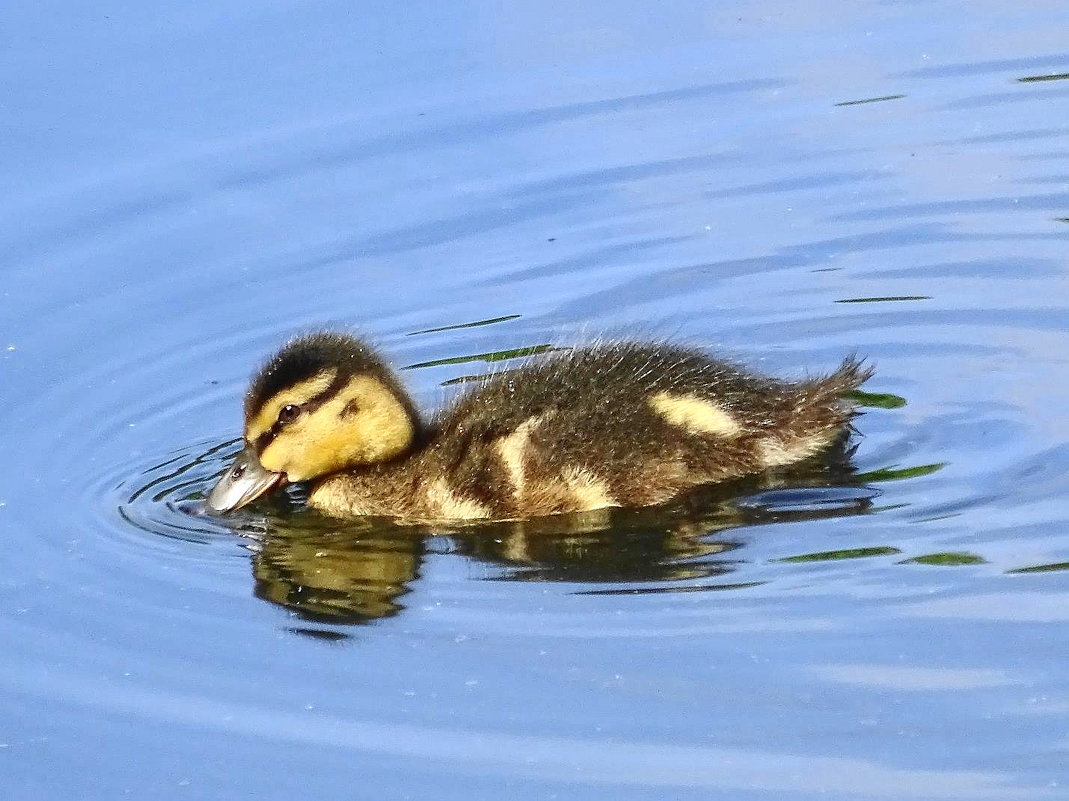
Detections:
[561, 466, 616, 511]
[649, 391, 743, 438]
[427, 478, 491, 520]
[757, 433, 831, 467]
[494, 415, 546, 497]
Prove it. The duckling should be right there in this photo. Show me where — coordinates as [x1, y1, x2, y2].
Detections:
[207, 332, 872, 522]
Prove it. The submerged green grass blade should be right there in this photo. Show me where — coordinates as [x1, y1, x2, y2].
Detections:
[901, 552, 986, 566]
[406, 314, 521, 335]
[404, 344, 559, 369]
[1017, 72, 1069, 83]
[778, 546, 901, 563]
[1007, 561, 1069, 574]
[834, 94, 906, 106]
[843, 390, 907, 409]
[835, 295, 931, 303]
[856, 463, 946, 482]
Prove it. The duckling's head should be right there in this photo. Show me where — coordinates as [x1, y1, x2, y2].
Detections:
[207, 333, 419, 513]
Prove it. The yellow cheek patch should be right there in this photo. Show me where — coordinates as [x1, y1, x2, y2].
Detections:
[649, 392, 743, 438]
[342, 375, 415, 462]
[260, 375, 416, 481]
[246, 369, 338, 441]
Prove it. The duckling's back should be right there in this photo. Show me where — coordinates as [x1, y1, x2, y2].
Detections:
[424, 343, 871, 519]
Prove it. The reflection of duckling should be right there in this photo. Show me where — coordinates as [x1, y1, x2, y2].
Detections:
[207, 332, 871, 522]
[243, 476, 875, 623]
[253, 529, 422, 623]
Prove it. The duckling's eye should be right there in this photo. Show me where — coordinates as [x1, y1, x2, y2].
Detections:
[277, 404, 302, 425]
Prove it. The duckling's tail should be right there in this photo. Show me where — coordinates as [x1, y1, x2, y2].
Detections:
[748, 355, 873, 470]
[801, 354, 874, 425]
[824, 353, 875, 399]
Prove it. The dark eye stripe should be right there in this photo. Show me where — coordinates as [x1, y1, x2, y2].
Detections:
[251, 372, 351, 451]
[297, 373, 349, 414]
[254, 430, 276, 452]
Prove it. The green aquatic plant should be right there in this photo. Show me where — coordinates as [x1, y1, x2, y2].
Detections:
[901, 552, 986, 566]
[777, 546, 901, 563]
[835, 295, 931, 303]
[404, 344, 559, 369]
[1007, 561, 1069, 574]
[407, 314, 521, 335]
[843, 390, 907, 409]
[834, 94, 906, 106]
[1017, 72, 1069, 83]
[855, 462, 946, 482]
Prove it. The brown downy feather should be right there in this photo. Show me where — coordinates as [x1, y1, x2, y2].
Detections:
[231, 335, 872, 522]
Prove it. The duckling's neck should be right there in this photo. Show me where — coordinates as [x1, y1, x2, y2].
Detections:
[308, 440, 438, 519]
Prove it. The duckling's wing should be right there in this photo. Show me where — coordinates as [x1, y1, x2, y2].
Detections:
[438, 342, 774, 429]
[432, 343, 871, 517]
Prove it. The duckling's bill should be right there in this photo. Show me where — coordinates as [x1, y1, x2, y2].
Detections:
[206, 444, 287, 513]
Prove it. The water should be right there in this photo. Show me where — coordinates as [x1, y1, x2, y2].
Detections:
[3, 2, 1069, 798]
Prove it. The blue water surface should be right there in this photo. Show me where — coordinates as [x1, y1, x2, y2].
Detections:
[3, 2, 1069, 799]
